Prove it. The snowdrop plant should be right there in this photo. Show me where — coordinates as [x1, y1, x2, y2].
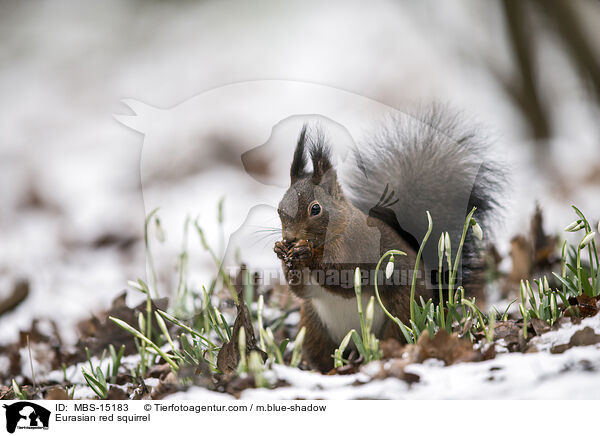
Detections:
[107, 199, 599, 384]
[553, 206, 600, 298]
[333, 268, 383, 367]
[11, 379, 27, 400]
[385, 255, 395, 279]
[248, 351, 269, 388]
[519, 278, 561, 331]
[410, 211, 433, 321]
[471, 218, 483, 241]
[290, 326, 306, 368]
[81, 345, 125, 399]
[437, 233, 447, 329]
[256, 295, 289, 365]
[373, 208, 481, 343]
[333, 330, 354, 368]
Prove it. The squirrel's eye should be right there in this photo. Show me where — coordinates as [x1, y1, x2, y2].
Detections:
[309, 203, 322, 217]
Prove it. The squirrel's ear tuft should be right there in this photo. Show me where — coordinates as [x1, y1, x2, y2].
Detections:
[309, 134, 333, 184]
[310, 133, 341, 195]
[290, 124, 309, 183]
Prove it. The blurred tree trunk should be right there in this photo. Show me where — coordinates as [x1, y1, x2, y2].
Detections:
[501, 0, 552, 141]
[533, 0, 600, 102]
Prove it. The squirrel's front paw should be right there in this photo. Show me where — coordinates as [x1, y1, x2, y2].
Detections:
[274, 239, 314, 269]
[274, 240, 289, 260]
[285, 239, 313, 270]
[288, 239, 312, 260]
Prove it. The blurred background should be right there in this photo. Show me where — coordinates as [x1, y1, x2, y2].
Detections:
[1, 0, 599, 345]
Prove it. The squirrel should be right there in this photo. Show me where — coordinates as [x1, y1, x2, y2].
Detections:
[273, 108, 505, 372]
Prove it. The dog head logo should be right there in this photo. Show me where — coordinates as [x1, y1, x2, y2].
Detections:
[115, 80, 481, 288]
[3, 402, 50, 433]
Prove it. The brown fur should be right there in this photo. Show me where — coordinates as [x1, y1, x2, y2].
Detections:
[298, 302, 339, 373]
[274, 129, 435, 371]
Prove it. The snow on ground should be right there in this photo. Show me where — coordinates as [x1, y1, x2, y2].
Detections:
[530, 313, 600, 353]
[1, 0, 599, 399]
[8, 311, 597, 400]
[167, 313, 600, 400]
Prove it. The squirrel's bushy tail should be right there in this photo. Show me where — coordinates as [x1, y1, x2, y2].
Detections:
[342, 106, 506, 295]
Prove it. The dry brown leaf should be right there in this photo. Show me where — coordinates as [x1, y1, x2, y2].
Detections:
[508, 206, 558, 283]
[569, 326, 600, 347]
[44, 386, 69, 400]
[406, 330, 482, 365]
[509, 235, 532, 282]
[368, 359, 420, 384]
[75, 291, 168, 361]
[531, 319, 550, 336]
[216, 287, 266, 374]
[576, 295, 599, 317]
[105, 386, 128, 400]
[0, 279, 29, 316]
[380, 338, 406, 359]
[551, 326, 600, 354]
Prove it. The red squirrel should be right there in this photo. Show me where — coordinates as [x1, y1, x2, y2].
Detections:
[274, 109, 505, 372]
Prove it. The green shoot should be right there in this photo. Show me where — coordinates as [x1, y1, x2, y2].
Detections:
[290, 326, 306, 368]
[109, 316, 179, 370]
[410, 211, 433, 321]
[11, 379, 27, 400]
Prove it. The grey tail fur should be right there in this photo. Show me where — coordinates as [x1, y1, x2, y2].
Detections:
[342, 106, 507, 297]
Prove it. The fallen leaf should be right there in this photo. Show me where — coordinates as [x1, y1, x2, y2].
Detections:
[509, 235, 532, 282]
[0, 279, 29, 316]
[551, 326, 600, 354]
[576, 295, 599, 318]
[368, 359, 420, 384]
[216, 286, 266, 374]
[380, 338, 406, 359]
[508, 206, 558, 283]
[106, 386, 128, 400]
[569, 326, 600, 347]
[531, 319, 550, 336]
[44, 386, 69, 400]
[75, 292, 168, 361]
[146, 363, 172, 380]
[406, 330, 481, 365]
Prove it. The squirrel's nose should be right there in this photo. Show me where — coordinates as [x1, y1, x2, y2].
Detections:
[283, 231, 299, 243]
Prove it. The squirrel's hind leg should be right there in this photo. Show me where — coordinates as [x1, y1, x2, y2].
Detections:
[299, 301, 338, 373]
